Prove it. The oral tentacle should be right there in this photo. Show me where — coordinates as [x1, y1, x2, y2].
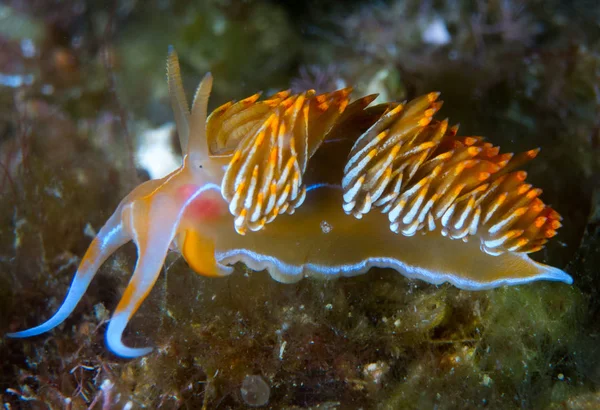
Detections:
[7, 208, 130, 338]
[105, 194, 181, 358]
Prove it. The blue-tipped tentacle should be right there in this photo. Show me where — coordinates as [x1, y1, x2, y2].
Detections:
[106, 312, 154, 358]
[105, 195, 180, 357]
[7, 209, 130, 338]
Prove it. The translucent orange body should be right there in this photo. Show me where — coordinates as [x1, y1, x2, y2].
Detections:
[7, 48, 572, 358]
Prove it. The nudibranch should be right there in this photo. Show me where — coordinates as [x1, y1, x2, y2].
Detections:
[7, 48, 572, 358]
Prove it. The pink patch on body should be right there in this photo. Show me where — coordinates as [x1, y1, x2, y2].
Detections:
[177, 184, 225, 221]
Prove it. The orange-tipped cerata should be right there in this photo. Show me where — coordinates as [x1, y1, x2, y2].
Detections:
[341, 92, 561, 256]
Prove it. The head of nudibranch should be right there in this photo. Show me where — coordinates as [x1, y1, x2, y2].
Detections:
[7, 47, 573, 358]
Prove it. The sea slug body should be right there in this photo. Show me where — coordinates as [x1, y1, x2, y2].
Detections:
[7, 47, 572, 358]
